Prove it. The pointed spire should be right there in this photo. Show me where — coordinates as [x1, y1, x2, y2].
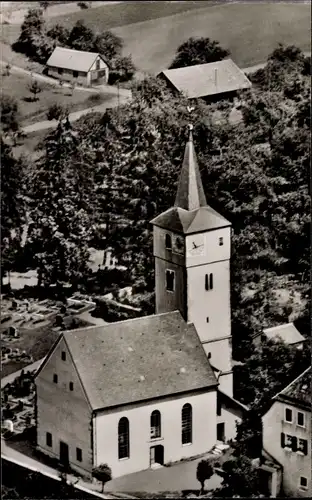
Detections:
[174, 124, 207, 211]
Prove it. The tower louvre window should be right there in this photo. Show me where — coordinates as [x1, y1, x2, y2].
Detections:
[166, 270, 175, 292]
[219, 237, 224, 246]
[205, 273, 213, 290]
[165, 234, 172, 250]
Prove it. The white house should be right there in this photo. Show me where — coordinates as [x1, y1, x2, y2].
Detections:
[262, 367, 311, 497]
[46, 47, 109, 87]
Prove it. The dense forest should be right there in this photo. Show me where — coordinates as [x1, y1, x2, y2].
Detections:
[1, 44, 310, 417]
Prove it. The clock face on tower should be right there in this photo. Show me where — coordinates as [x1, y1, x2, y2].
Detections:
[173, 235, 185, 255]
[188, 234, 205, 256]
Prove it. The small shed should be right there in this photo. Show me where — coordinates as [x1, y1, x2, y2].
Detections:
[46, 46, 109, 87]
[158, 59, 251, 102]
[252, 322, 306, 349]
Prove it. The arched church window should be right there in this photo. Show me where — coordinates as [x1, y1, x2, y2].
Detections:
[165, 234, 172, 250]
[151, 410, 161, 438]
[118, 417, 129, 459]
[182, 403, 192, 445]
[166, 270, 175, 292]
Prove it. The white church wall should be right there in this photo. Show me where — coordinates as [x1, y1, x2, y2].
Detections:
[93, 389, 217, 478]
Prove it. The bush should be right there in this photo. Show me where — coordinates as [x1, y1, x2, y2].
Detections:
[0, 95, 20, 134]
[46, 103, 68, 121]
[109, 55, 136, 84]
[77, 2, 90, 9]
[87, 93, 102, 104]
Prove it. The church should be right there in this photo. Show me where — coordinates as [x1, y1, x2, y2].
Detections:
[35, 125, 246, 479]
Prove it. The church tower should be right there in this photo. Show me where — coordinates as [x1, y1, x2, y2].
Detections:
[151, 125, 233, 396]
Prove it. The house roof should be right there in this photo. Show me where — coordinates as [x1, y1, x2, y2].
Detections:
[275, 367, 311, 411]
[159, 59, 252, 99]
[263, 323, 306, 345]
[62, 311, 217, 411]
[151, 205, 230, 234]
[46, 46, 104, 72]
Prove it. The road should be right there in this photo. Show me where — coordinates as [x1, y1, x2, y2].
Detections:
[1, 440, 128, 499]
[21, 94, 130, 134]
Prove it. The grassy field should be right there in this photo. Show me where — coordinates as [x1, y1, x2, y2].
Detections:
[2, 71, 111, 126]
[111, 2, 311, 73]
[1, 2, 310, 75]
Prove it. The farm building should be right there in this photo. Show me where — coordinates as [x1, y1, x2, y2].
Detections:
[252, 322, 306, 349]
[46, 47, 109, 87]
[158, 59, 251, 102]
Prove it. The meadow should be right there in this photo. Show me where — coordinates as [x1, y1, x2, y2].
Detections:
[1, 2, 310, 75]
[2, 71, 111, 127]
[110, 2, 311, 73]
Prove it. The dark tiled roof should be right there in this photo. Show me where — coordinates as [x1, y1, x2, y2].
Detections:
[275, 367, 311, 410]
[159, 59, 251, 99]
[174, 129, 207, 211]
[64, 311, 217, 411]
[151, 206, 230, 234]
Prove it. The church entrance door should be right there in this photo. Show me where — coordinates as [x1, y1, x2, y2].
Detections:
[150, 445, 164, 467]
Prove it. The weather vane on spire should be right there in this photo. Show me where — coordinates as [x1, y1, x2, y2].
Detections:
[187, 105, 195, 135]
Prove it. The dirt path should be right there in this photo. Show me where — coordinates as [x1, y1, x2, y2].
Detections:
[22, 93, 131, 133]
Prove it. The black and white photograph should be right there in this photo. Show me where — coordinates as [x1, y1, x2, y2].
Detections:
[1, 0, 311, 498]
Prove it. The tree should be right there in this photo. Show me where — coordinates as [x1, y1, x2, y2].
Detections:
[92, 464, 112, 492]
[196, 460, 213, 495]
[169, 37, 229, 69]
[93, 31, 123, 60]
[215, 455, 261, 498]
[46, 103, 68, 121]
[1, 140, 26, 285]
[0, 95, 20, 135]
[26, 121, 95, 287]
[234, 338, 310, 412]
[12, 8, 45, 54]
[39, 1, 50, 10]
[233, 411, 263, 459]
[28, 80, 42, 101]
[67, 20, 94, 52]
[109, 55, 136, 84]
[46, 24, 70, 45]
